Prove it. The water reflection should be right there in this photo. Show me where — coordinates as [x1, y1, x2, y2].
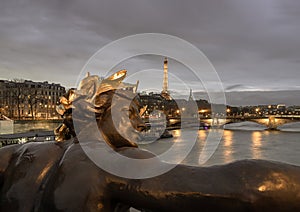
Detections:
[222, 130, 234, 163]
[14, 120, 61, 133]
[198, 129, 223, 165]
[141, 128, 300, 166]
[198, 130, 208, 142]
[172, 129, 181, 138]
[251, 131, 262, 159]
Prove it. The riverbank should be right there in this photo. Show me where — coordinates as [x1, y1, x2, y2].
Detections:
[13, 119, 62, 133]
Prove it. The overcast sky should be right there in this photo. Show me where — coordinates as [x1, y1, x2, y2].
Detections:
[1, 0, 300, 105]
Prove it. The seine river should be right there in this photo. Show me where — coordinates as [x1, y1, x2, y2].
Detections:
[11, 121, 300, 167]
[140, 122, 300, 167]
[13, 120, 61, 133]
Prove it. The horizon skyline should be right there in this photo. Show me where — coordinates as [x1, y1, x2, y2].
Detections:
[1, 75, 300, 107]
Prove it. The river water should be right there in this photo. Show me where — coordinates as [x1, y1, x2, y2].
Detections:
[9, 121, 300, 167]
[13, 120, 61, 133]
[140, 121, 300, 167]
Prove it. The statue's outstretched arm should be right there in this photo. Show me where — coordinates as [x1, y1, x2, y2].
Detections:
[112, 157, 300, 211]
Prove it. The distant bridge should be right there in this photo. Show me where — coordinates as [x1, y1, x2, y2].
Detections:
[168, 115, 300, 130]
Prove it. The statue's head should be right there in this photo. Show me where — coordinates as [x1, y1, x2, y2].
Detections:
[94, 89, 145, 148]
[55, 70, 145, 149]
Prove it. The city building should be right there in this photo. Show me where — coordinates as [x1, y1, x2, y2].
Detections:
[0, 79, 65, 120]
[139, 92, 165, 118]
[135, 58, 300, 119]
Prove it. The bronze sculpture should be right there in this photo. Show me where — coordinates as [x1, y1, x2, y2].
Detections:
[1, 70, 300, 211]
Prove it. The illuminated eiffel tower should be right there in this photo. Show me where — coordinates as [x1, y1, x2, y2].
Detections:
[161, 57, 172, 100]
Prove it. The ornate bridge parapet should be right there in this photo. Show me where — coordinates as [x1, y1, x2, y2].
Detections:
[224, 115, 300, 130]
[247, 116, 298, 130]
[202, 115, 300, 130]
[168, 115, 300, 130]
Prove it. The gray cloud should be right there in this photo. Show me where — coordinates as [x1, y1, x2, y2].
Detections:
[225, 90, 300, 106]
[0, 0, 300, 104]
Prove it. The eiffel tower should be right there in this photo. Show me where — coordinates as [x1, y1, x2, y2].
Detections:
[161, 57, 172, 100]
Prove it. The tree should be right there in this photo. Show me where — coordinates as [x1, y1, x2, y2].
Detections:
[25, 88, 43, 120]
[11, 79, 25, 120]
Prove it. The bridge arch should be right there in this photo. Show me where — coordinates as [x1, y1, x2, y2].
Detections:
[247, 116, 299, 130]
[168, 116, 300, 130]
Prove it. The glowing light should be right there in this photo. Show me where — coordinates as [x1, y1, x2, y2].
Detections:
[198, 130, 208, 141]
[223, 130, 233, 163]
[251, 131, 262, 159]
[258, 185, 266, 191]
[173, 129, 181, 137]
